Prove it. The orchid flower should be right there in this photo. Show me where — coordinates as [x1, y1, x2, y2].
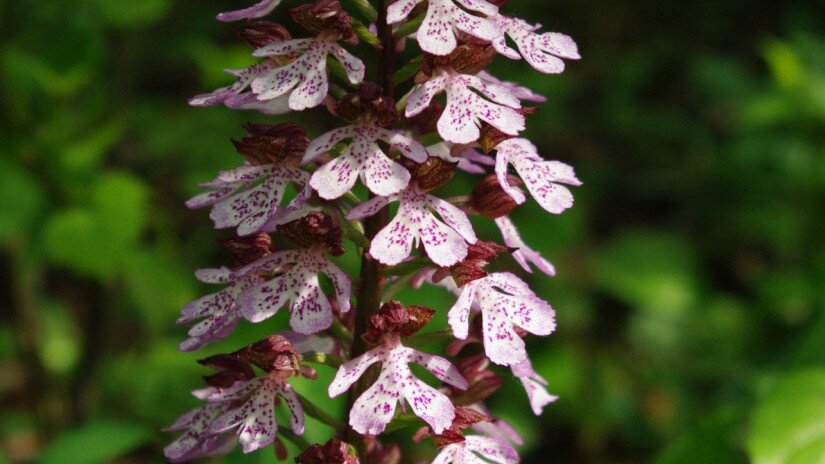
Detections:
[234, 249, 351, 334]
[406, 70, 525, 144]
[303, 123, 428, 199]
[512, 358, 558, 415]
[347, 185, 478, 267]
[448, 272, 556, 366]
[432, 435, 519, 464]
[387, 0, 500, 56]
[492, 16, 580, 74]
[217, 0, 282, 22]
[328, 337, 468, 435]
[186, 162, 311, 236]
[494, 138, 582, 214]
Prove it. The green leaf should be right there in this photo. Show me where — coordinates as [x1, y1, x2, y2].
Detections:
[0, 160, 46, 241]
[36, 421, 151, 464]
[748, 369, 825, 464]
[298, 393, 344, 430]
[395, 13, 425, 39]
[393, 56, 423, 84]
[352, 19, 380, 48]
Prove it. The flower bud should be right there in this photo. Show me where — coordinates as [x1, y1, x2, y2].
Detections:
[470, 174, 522, 219]
[447, 353, 504, 405]
[413, 156, 456, 191]
[296, 439, 359, 464]
[334, 83, 399, 126]
[236, 21, 292, 49]
[363, 301, 435, 345]
[290, 0, 356, 44]
[277, 211, 346, 256]
[218, 232, 273, 267]
[424, 44, 496, 76]
[450, 240, 509, 286]
[198, 354, 256, 388]
[231, 335, 302, 374]
[233, 123, 310, 165]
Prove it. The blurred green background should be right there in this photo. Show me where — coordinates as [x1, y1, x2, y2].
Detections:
[2, 0, 825, 463]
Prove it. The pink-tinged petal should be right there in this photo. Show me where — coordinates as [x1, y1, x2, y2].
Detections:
[225, 92, 291, 114]
[310, 155, 361, 200]
[349, 370, 400, 435]
[453, 0, 497, 15]
[419, 214, 470, 266]
[252, 38, 313, 57]
[494, 145, 527, 204]
[492, 33, 522, 60]
[472, 98, 525, 136]
[346, 195, 391, 220]
[164, 403, 230, 462]
[251, 64, 301, 102]
[430, 197, 478, 244]
[464, 436, 520, 464]
[462, 75, 521, 109]
[450, 7, 500, 42]
[329, 44, 366, 84]
[512, 360, 557, 415]
[432, 445, 461, 464]
[485, 272, 533, 296]
[462, 148, 496, 166]
[234, 250, 295, 276]
[289, 60, 329, 111]
[405, 76, 449, 117]
[377, 128, 429, 163]
[194, 267, 233, 284]
[417, 1, 458, 56]
[217, 0, 281, 22]
[472, 415, 525, 446]
[179, 318, 238, 352]
[209, 176, 289, 235]
[369, 214, 415, 265]
[495, 216, 556, 276]
[328, 347, 386, 397]
[540, 32, 581, 59]
[277, 382, 306, 434]
[501, 294, 556, 336]
[447, 283, 477, 339]
[387, 0, 422, 23]
[439, 86, 481, 144]
[477, 70, 547, 103]
[520, 163, 578, 214]
[362, 150, 411, 197]
[210, 379, 279, 453]
[318, 260, 352, 313]
[216, 164, 271, 184]
[304, 126, 357, 163]
[236, 275, 295, 323]
[410, 350, 468, 389]
[518, 33, 566, 74]
[402, 378, 455, 434]
[481, 302, 527, 366]
[289, 273, 334, 334]
[186, 185, 238, 209]
[189, 63, 273, 107]
[208, 378, 261, 403]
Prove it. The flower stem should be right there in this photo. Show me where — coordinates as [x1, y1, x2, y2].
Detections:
[345, 0, 396, 459]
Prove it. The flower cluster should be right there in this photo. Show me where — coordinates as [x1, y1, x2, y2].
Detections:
[169, 0, 580, 461]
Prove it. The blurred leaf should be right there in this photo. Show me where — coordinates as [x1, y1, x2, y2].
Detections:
[60, 121, 125, 177]
[124, 250, 195, 332]
[92, 0, 171, 28]
[0, 160, 46, 241]
[36, 421, 151, 464]
[39, 300, 81, 375]
[1, 48, 92, 99]
[763, 40, 804, 89]
[654, 408, 745, 464]
[748, 369, 825, 464]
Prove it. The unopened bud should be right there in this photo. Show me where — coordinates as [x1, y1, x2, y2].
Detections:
[334, 83, 399, 126]
[198, 354, 256, 388]
[413, 156, 456, 191]
[450, 240, 508, 286]
[296, 439, 359, 464]
[363, 301, 435, 345]
[424, 44, 496, 76]
[470, 174, 521, 219]
[233, 123, 309, 165]
[218, 233, 273, 267]
[231, 335, 302, 373]
[290, 0, 356, 44]
[277, 211, 346, 256]
[237, 21, 292, 49]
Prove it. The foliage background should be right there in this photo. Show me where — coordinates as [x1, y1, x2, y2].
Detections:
[2, 0, 825, 462]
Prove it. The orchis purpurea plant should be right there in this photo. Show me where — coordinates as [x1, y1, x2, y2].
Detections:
[167, 0, 580, 461]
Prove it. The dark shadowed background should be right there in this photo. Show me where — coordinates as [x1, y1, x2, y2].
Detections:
[2, 0, 825, 462]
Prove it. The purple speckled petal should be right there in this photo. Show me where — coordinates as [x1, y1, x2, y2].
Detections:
[310, 153, 362, 199]
[436, 77, 525, 144]
[349, 366, 401, 435]
[405, 76, 449, 117]
[463, 436, 520, 463]
[225, 92, 291, 115]
[417, 0, 458, 56]
[512, 359, 558, 415]
[189, 63, 274, 108]
[362, 150, 412, 197]
[289, 56, 329, 111]
[387, 0, 422, 24]
[394, 0, 499, 56]
[462, 75, 521, 109]
[402, 376, 456, 434]
[317, 259, 352, 313]
[276, 381, 306, 434]
[209, 378, 280, 453]
[495, 216, 556, 275]
[370, 213, 415, 265]
[252, 38, 314, 58]
[289, 272, 334, 334]
[346, 195, 391, 220]
[164, 402, 231, 462]
[419, 213, 470, 267]
[217, 0, 281, 22]
[477, 70, 547, 104]
[447, 283, 477, 339]
[329, 43, 366, 85]
[194, 267, 233, 285]
[430, 197, 478, 244]
[376, 127, 429, 163]
[304, 126, 357, 163]
[237, 274, 295, 323]
[410, 350, 468, 389]
[328, 347, 387, 397]
[493, 16, 580, 74]
[480, 295, 527, 366]
[496, 138, 581, 214]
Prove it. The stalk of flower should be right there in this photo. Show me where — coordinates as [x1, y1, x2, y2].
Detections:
[172, 0, 580, 461]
